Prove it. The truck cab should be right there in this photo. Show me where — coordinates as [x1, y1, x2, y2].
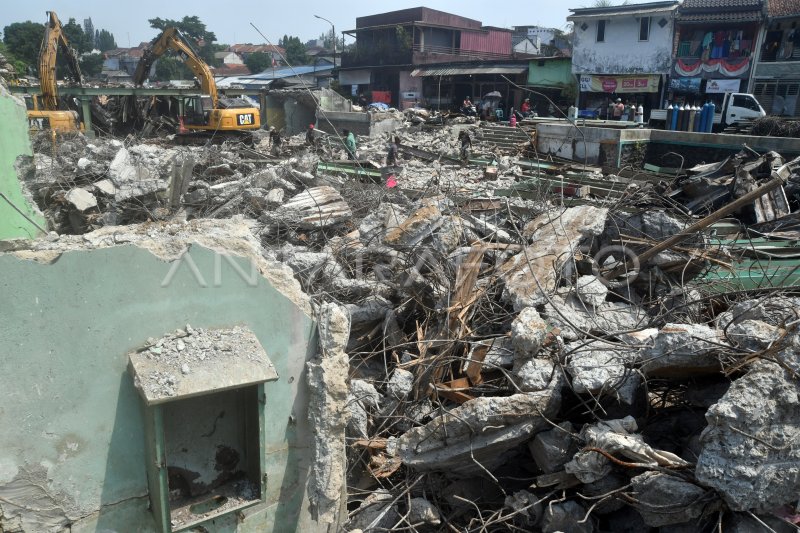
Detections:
[720, 93, 765, 129]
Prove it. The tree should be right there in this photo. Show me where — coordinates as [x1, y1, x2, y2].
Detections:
[281, 35, 308, 65]
[245, 52, 271, 73]
[0, 42, 26, 78]
[94, 29, 116, 52]
[148, 16, 216, 64]
[153, 56, 189, 81]
[83, 18, 95, 49]
[3, 21, 45, 71]
[80, 52, 104, 76]
[63, 18, 90, 54]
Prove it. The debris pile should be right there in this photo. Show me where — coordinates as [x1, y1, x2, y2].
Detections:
[20, 119, 800, 532]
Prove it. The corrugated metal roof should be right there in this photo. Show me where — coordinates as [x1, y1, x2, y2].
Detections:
[768, 0, 800, 17]
[678, 9, 764, 21]
[569, 6, 678, 20]
[681, 0, 762, 8]
[242, 65, 334, 80]
[411, 65, 527, 77]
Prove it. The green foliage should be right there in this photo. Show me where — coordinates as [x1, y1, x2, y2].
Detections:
[281, 35, 308, 65]
[395, 26, 411, 51]
[0, 42, 26, 77]
[3, 21, 44, 71]
[94, 29, 116, 52]
[83, 18, 95, 49]
[79, 52, 104, 76]
[245, 52, 271, 73]
[148, 16, 217, 64]
[154, 56, 189, 81]
[63, 17, 90, 54]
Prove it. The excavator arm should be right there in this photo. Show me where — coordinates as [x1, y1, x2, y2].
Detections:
[38, 11, 83, 111]
[134, 28, 217, 107]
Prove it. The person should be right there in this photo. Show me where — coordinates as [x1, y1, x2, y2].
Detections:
[509, 113, 517, 128]
[357, 93, 368, 109]
[462, 96, 475, 116]
[613, 98, 625, 120]
[385, 135, 400, 167]
[521, 98, 532, 117]
[458, 130, 472, 165]
[305, 123, 316, 148]
[343, 129, 357, 160]
[269, 126, 282, 155]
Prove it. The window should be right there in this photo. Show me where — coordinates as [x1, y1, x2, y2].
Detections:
[733, 94, 761, 111]
[639, 17, 651, 41]
[597, 20, 606, 42]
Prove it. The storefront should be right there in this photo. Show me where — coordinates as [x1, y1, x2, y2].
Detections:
[576, 74, 663, 120]
[670, 0, 764, 106]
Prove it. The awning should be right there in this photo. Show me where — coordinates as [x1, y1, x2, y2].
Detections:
[579, 74, 660, 93]
[411, 65, 527, 77]
[129, 326, 279, 405]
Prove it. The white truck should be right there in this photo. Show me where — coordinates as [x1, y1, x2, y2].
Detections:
[649, 92, 766, 131]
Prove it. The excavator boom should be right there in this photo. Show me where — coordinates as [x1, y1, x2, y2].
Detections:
[38, 11, 83, 111]
[134, 28, 217, 107]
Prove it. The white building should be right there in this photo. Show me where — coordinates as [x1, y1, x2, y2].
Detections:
[568, 0, 679, 117]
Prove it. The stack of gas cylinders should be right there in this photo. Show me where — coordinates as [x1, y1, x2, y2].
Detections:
[665, 102, 716, 132]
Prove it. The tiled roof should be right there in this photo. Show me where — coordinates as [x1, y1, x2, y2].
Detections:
[768, 0, 800, 17]
[681, 0, 762, 8]
[679, 9, 764, 21]
[211, 64, 251, 76]
[228, 44, 285, 55]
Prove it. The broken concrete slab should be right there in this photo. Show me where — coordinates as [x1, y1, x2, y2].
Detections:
[386, 368, 414, 400]
[271, 186, 353, 229]
[384, 202, 443, 248]
[501, 206, 608, 310]
[503, 490, 542, 527]
[528, 421, 577, 474]
[715, 296, 800, 329]
[541, 500, 594, 533]
[630, 472, 710, 527]
[510, 307, 548, 361]
[726, 319, 784, 351]
[515, 357, 558, 392]
[575, 275, 608, 308]
[407, 497, 441, 526]
[641, 323, 729, 377]
[696, 360, 800, 513]
[93, 179, 117, 197]
[395, 387, 561, 475]
[348, 379, 384, 440]
[345, 489, 399, 532]
[565, 339, 639, 395]
[65, 188, 97, 212]
[543, 295, 647, 341]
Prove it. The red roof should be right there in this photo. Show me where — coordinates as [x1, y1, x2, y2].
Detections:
[211, 64, 252, 76]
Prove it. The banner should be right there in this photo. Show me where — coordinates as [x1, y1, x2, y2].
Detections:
[669, 77, 702, 93]
[579, 75, 659, 94]
[706, 79, 742, 93]
[674, 57, 750, 78]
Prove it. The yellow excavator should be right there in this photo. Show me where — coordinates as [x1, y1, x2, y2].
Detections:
[133, 28, 260, 141]
[27, 11, 83, 133]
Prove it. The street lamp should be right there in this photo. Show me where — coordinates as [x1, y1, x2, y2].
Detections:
[314, 14, 336, 69]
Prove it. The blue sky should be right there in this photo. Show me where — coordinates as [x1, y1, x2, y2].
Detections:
[1, 1, 574, 48]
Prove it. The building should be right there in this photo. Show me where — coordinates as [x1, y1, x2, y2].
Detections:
[340, 7, 514, 109]
[512, 26, 560, 56]
[569, 1, 680, 119]
[670, 0, 765, 107]
[228, 44, 285, 65]
[103, 44, 148, 76]
[527, 56, 576, 115]
[750, 0, 800, 116]
[214, 51, 244, 65]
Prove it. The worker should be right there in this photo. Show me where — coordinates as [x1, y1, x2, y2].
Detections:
[385, 135, 400, 167]
[305, 123, 316, 148]
[613, 98, 625, 120]
[269, 126, 282, 155]
[462, 96, 475, 116]
[343, 129, 357, 160]
[357, 93, 368, 109]
[458, 130, 472, 165]
[520, 98, 532, 117]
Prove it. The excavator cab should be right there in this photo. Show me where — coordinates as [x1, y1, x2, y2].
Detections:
[182, 95, 214, 126]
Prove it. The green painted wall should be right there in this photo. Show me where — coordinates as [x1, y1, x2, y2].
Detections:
[0, 243, 320, 532]
[527, 58, 574, 88]
[0, 86, 46, 240]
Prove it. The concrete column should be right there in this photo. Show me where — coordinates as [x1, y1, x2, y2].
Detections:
[80, 96, 94, 138]
[259, 90, 268, 127]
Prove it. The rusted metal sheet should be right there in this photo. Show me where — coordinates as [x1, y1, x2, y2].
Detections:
[461, 28, 512, 55]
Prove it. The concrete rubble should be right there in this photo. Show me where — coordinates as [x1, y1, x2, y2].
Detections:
[10, 114, 800, 533]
